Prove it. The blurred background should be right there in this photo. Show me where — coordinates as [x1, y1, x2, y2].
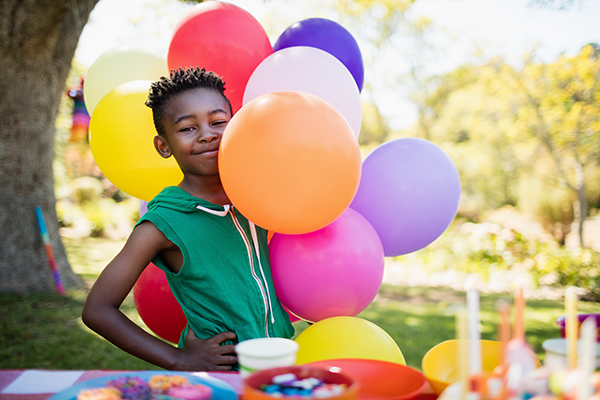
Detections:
[2, 0, 599, 371]
[58, 0, 600, 298]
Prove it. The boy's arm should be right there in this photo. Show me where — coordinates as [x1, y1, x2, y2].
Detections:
[82, 221, 237, 371]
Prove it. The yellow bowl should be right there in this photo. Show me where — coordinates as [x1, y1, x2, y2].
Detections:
[421, 340, 538, 395]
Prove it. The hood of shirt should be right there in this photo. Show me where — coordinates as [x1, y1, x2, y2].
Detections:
[146, 186, 229, 214]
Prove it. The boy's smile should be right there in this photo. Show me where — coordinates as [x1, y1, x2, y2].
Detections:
[154, 88, 232, 178]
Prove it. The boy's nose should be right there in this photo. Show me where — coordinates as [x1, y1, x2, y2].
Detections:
[197, 125, 219, 142]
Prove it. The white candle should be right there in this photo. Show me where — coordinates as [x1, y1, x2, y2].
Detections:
[578, 317, 596, 400]
[467, 289, 482, 374]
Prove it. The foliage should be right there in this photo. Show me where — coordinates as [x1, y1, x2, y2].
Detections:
[394, 207, 600, 301]
[397, 215, 547, 281]
[334, 0, 415, 47]
[415, 45, 600, 246]
[530, 248, 600, 302]
[358, 101, 391, 145]
[519, 156, 576, 246]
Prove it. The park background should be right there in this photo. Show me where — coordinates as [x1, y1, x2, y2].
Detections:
[2, 0, 600, 371]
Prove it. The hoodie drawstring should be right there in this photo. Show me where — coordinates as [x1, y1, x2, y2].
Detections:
[195, 204, 230, 216]
[250, 221, 275, 324]
[196, 203, 275, 326]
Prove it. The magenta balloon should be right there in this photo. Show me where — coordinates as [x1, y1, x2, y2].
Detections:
[269, 208, 384, 323]
[350, 138, 461, 257]
[273, 18, 364, 92]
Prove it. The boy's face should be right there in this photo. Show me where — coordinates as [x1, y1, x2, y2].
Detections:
[154, 88, 231, 177]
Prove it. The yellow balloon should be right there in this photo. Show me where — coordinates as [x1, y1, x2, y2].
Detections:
[295, 316, 406, 365]
[89, 80, 183, 201]
[84, 44, 169, 115]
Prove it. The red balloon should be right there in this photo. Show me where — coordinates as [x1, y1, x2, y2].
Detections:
[167, 2, 273, 113]
[133, 263, 187, 344]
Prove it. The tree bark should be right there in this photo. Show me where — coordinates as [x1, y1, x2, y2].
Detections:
[0, 0, 99, 293]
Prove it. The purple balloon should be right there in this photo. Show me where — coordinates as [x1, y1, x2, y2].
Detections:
[139, 200, 148, 217]
[350, 138, 461, 257]
[273, 18, 364, 92]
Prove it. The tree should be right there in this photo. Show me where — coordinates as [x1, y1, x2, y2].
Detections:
[0, 0, 207, 294]
[500, 44, 600, 247]
[0, 1, 101, 293]
[419, 46, 600, 246]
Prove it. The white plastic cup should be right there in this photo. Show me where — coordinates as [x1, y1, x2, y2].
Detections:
[235, 338, 299, 378]
[542, 338, 600, 370]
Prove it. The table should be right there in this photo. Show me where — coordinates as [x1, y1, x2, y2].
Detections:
[0, 370, 438, 400]
[0, 370, 243, 400]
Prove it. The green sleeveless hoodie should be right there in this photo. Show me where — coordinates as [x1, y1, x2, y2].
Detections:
[136, 186, 294, 349]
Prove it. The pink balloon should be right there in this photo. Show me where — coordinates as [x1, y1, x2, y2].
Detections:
[269, 208, 384, 323]
[283, 304, 301, 323]
[243, 46, 362, 138]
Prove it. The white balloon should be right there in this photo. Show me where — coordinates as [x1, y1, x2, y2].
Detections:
[243, 46, 362, 138]
[84, 44, 169, 115]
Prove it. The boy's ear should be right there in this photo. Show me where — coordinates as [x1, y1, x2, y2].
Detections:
[154, 135, 172, 159]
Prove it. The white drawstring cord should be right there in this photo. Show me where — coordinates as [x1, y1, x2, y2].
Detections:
[195, 204, 230, 216]
[250, 221, 275, 324]
[195, 204, 275, 326]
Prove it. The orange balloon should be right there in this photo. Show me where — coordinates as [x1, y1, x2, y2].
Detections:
[219, 91, 361, 234]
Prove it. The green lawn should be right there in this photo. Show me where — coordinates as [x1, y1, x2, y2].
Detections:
[1, 237, 599, 370]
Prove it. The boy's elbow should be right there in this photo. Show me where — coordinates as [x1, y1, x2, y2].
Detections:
[81, 299, 102, 332]
[81, 302, 94, 329]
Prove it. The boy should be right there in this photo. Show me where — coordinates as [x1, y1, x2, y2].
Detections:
[82, 67, 294, 371]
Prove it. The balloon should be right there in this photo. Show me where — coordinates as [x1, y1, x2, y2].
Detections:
[139, 200, 148, 218]
[84, 44, 168, 115]
[219, 91, 361, 234]
[274, 18, 364, 92]
[283, 305, 301, 324]
[295, 316, 405, 365]
[167, 1, 272, 114]
[243, 46, 362, 137]
[89, 80, 183, 201]
[133, 263, 187, 344]
[350, 138, 461, 257]
[270, 208, 384, 322]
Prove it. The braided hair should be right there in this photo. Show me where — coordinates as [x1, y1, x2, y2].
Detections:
[146, 67, 232, 136]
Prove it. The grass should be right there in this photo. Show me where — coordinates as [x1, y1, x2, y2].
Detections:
[2, 237, 600, 370]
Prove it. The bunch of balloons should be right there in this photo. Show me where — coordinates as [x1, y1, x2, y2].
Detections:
[84, 1, 461, 359]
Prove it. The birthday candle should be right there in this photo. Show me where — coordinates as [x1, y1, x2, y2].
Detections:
[514, 286, 525, 341]
[457, 304, 468, 399]
[578, 317, 597, 400]
[467, 289, 482, 375]
[497, 299, 511, 368]
[565, 287, 578, 370]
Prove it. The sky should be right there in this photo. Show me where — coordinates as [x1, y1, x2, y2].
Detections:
[75, 0, 600, 130]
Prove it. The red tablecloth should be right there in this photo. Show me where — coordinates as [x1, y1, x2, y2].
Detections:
[0, 370, 438, 400]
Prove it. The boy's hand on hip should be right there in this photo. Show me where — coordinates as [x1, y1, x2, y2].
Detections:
[178, 329, 238, 371]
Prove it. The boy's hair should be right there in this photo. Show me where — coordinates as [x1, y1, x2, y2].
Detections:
[145, 67, 232, 136]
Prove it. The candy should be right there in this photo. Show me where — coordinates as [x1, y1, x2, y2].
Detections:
[273, 374, 298, 385]
[258, 375, 345, 398]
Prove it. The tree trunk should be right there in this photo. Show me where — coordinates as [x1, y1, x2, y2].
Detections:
[576, 186, 587, 249]
[0, 0, 99, 293]
[573, 160, 587, 249]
